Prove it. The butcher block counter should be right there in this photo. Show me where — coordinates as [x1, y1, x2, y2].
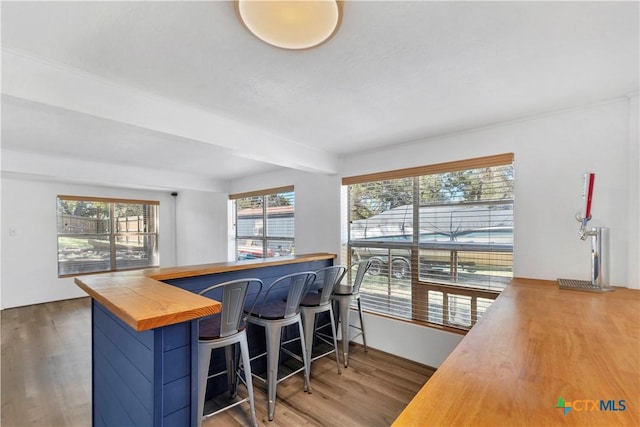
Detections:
[393, 277, 640, 426]
[75, 252, 336, 331]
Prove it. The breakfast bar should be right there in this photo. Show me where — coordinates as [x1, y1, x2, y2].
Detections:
[393, 278, 640, 426]
[75, 253, 335, 427]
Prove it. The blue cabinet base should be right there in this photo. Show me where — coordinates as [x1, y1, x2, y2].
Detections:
[92, 302, 198, 427]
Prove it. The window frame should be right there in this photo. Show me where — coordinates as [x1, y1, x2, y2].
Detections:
[230, 186, 295, 260]
[56, 195, 160, 277]
[343, 153, 514, 333]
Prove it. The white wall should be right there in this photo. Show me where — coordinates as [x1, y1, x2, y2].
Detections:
[0, 175, 179, 309]
[174, 190, 228, 265]
[229, 97, 638, 366]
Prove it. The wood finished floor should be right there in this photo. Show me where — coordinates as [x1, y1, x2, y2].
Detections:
[1, 297, 434, 427]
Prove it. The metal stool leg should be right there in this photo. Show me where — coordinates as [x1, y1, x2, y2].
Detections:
[328, 306, 342, 373]
[297, 319, 312, 394]
[197, 347, 211, 426]
[301, 309, 315, 379]
[239, 336, 258, 427]
[224, 345, 236, 397]
[357, 297, 367, 352]
[337, 296, 352, 367]
[265, 323, 282, 421]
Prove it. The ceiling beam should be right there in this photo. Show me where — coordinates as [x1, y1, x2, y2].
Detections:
[1, 48, 339, 175]
[2, 149, 226, 193]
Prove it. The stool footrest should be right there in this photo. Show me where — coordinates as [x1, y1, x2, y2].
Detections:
[250, 358, 307, 384]
[203, 395, 250, 419]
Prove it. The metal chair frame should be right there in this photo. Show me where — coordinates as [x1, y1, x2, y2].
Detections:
[300, 265, 347, 375]
[197, 278, 263, 427]
[332, 259, 373, 367]
[245, 271, 316, 421]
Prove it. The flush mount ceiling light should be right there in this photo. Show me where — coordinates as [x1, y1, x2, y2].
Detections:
[235, 0, 343, 50]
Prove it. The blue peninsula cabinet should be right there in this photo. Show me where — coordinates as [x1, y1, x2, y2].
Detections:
[75, 253, 335, 427]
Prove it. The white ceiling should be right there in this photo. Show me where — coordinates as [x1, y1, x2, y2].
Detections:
[1, 1, 638, 190]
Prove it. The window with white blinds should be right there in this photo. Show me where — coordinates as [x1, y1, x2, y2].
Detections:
[230, 186, 295, 260]
[343, 153, 514, 332]
[56, 196, 159, 277]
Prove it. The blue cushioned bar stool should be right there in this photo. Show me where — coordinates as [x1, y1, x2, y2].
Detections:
[198, 278, 263, 427]
[245, 271, 316, 421]
[332, 259, 372, 367]
[300, 265, 347, 375]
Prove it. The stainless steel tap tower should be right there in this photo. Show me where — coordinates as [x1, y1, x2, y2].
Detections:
[558, 222, 613, 292]
[558, 172, 613, 292]
[581, 226, 612, 291]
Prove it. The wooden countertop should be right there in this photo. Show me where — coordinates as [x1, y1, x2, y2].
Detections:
[393, 278, 640, 426]
[75, 253, 336, 332]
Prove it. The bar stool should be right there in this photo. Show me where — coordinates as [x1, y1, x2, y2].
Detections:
[197, 278, 263, 427]
[332, 259, 372, 368]
[245, 271, 316, 421]
[300, 265, 347, 375]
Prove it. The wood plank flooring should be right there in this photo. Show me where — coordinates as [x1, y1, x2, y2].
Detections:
[1, 297, 434, 427]
[1, 297, 92, 427]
